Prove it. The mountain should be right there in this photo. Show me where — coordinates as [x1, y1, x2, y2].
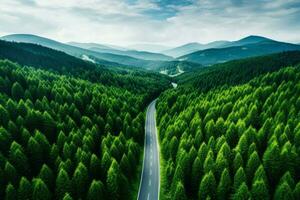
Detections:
[162, 40, 231, 57]
[0, 39, 100, 71]
[177, 51, 300, 91]
[219, 35, 272, 48]
[178, 40, 300, 65]
[69, 42, 173, 61]
[68, 42, 114, 50]
[68, 42, 129, 51]
[1, 34, 162, 68]
[163, 35, 272, 57]
[127, 43, 172, 52]
[162, 42, 204, 57]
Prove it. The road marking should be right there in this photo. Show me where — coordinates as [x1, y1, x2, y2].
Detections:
[150, 161, 152, 166]
[147, 193, 150, 200]
[150, 169, 152, 175]
[149, 180, 151, 186]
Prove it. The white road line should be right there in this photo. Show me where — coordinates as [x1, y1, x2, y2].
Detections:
[150, 169, 152, 175]
[147, 193, 150, 200]
[150, 161, 152, 166]
[149, 180, 151, 186]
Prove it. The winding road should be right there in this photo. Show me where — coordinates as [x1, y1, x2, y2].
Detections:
[137, 100, 160, 200]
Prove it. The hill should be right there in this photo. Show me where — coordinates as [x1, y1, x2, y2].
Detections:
[220, 35, 272, 48]
[127, 43, 172, 52]
[157, 62, 300, 200]
[70, 42, 173, 61]
[177, 51, 300, 91]
[179, 40, 300, 65]
[162, 36, 271, 57]
[0, 39, 171, 96]
[163, 41, 230, 57]
[1, 34, 161, 68]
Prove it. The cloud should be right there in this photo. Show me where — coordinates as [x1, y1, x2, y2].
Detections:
[0, 0, 300, 46]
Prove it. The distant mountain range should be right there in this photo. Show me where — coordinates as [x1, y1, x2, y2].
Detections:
[1, 34, 174, 69]
[69, 42, 173, 61]
[127, 44, 172, 52]
[162, 41, 230, 57]
[2, 34, 300, 75]
[0, 39, 101, 71]
[178, 36, 300, 65]
[162, 36, 273, 57]
[0, 35, 201, 75]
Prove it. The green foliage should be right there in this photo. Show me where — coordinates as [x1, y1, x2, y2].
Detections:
[198, 171, 216, 200]
[86, 180, 105, 200]
[32, 178, 51, 200]
[157, 65, 300, 199]
[0, 59, 169, 199]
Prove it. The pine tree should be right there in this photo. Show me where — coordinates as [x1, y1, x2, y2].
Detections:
[32, 178, 51, 200]
[5, 183, 17, 200]
[233, 167, 247, 191]
[263, 141, 281, 185]
[191, 157, 201, 196]
[55, 168, 71, 199]
[106, 159, 120, 200]
[274, 182, 294, 200]
[18, 177, 32, 200]
[38, 164, 54, 191]
[246, 151, 260, 182]
[87, 180, 105, 200]
[90, 154, 102, 179]
[251, 180, 269, 200]
[232, 182, 250, 200]
[4, 161, 18, 186]
[172, 181, 187, 200]
[72, 162, 89, 199]
[217, 168, 231, 200]
[198, 171, 216, 200]
[11, 82, 24, 100]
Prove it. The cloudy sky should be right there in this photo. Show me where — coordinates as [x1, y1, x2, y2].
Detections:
[1, 0, 300, 46]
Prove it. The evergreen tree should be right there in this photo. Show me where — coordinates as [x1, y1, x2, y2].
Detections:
[274, 182, 294, 200]
[233, 167, 247, 191]
[232, 182, 250, 200]
[217, 168, 231, 200]
[55, 169, 71, 199]
[5, 183, 17, 200]
[106, 159, 120, 200]
[172, 181, 187, 200]
[18, 177, 32, 200]
[72, 162, 89, 199]
[86, 180, 105, 200]
[198, 171, 216, 200]
[251, 180, 269, 200]
[32, 178, 51, 200]
[11, 82, 24, 100]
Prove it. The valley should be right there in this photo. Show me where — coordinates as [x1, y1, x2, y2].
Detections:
[1, 34, 300, 200]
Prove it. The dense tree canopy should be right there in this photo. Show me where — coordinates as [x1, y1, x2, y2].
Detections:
[0, 59, 169, 199]
[157, 65, 300, 199]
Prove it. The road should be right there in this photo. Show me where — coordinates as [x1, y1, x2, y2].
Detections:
[137, 99, 160, 200]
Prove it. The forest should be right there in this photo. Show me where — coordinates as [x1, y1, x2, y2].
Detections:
[0, 59, 168, 200]
[157, 63, 300, 199]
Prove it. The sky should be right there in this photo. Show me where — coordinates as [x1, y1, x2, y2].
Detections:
[1, 0, 300, 46]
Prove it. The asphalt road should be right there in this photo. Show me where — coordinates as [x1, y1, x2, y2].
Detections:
[137, 100, 160, 200]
